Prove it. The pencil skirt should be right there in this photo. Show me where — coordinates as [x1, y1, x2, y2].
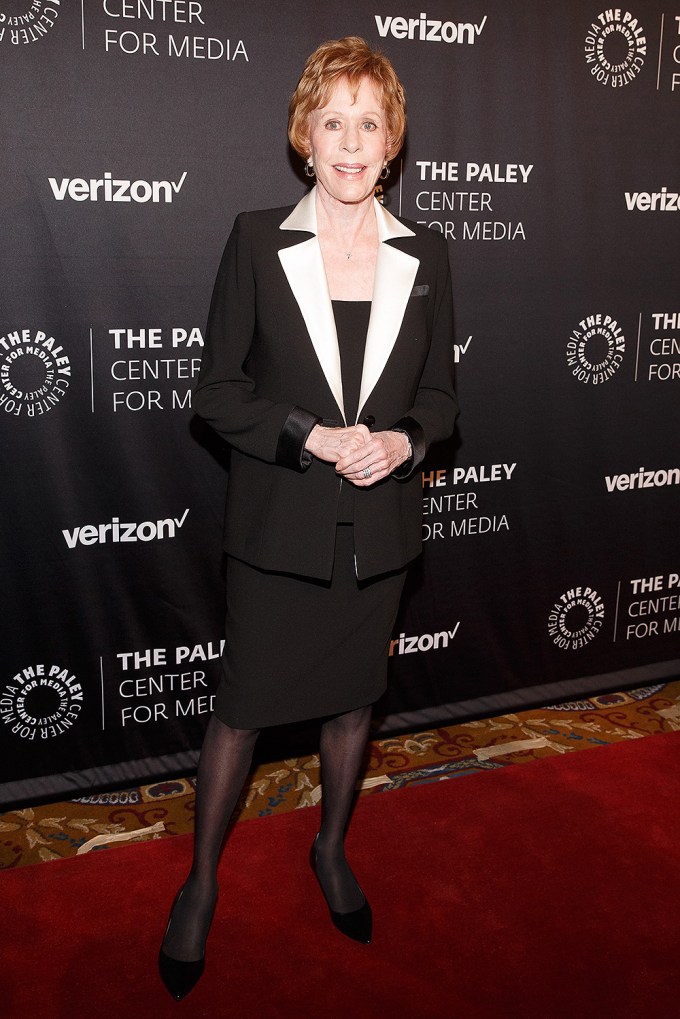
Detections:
[214, 524, 407, 728]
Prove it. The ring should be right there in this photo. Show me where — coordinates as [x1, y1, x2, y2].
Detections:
[363, 466, 372, 479]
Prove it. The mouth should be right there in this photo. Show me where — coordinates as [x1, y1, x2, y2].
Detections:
[333, 164, 366, 177]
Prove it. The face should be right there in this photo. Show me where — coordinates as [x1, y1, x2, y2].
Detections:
[307, 77, 389, 207]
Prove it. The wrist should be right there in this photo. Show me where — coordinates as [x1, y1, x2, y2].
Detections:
[391, 430, 411, 462]
[305, 424, 323, 455]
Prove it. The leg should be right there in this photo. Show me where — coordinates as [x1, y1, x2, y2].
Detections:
[313, 703, 372, 914]
[161, 713, 260, 962]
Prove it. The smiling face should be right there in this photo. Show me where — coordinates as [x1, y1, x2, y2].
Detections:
[307, 76, 389, 208]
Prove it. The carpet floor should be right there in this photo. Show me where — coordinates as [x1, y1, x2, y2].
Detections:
[2, 730, 680, 1019]
[1, 680, 679, 868]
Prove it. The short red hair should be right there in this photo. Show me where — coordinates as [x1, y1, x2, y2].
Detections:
[288, 36, 407, 162]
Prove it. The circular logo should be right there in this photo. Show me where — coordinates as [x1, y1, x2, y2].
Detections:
[566, 313, 625, 385]
[548, 587, 605, 650]
[584, 10, 646, 88]
[0, 328, 71, 416]
[0, 665, 84, 740]
[0, 2, 60, 46]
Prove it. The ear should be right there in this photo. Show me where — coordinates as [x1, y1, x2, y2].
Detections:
[299, 125, 312, 160]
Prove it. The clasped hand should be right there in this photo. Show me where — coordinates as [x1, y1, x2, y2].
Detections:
[306, 424, 410, 486]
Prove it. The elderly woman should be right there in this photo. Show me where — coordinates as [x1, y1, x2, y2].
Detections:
[159, 36, 457, 1000]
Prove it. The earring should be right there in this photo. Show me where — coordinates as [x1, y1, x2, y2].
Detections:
[304, 161, 315, 178]
[379, 164, 390, 181]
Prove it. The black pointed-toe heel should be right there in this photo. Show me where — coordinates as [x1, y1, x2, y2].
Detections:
[328, 897, 372, 944]
[309, 835, 373, 945]
[158, 888, 206, 1001]
[158, 947, 205, 1002]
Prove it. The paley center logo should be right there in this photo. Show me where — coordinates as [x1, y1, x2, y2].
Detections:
[375, 11, 487, 43]
[585, 9, 646, 87]
[548, 587, 605, 650]
[0, 327, 71, 417]
[0, 0, 60, 45]
[62, 509, 189, 547]
[566, 313, 625, 385]
[48, 171, 188, 203]
[0, 663, 83, 741]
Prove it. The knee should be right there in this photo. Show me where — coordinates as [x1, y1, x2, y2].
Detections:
[323, 704, 371, 736]
[209, 713, 260, 746]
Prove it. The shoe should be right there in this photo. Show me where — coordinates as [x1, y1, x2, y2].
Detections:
[309, 834, 372, 944]
[158, 948, 205, 1002]
[158, 888, 206, 1001]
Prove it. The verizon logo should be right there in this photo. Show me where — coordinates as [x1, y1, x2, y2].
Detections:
[605, 468, 680, 492]
[389, 624, 460, 655]
[374, 12, 487, 43]
[62, 510, 189, 547]
[48, 172, 188, 203]
[625, 189, 679, 212]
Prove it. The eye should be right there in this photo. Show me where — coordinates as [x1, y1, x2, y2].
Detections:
[362, 121, 377, 131]
[324, 120, 341, 130]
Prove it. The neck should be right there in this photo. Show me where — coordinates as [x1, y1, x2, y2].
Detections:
[314, 187, 377, 241]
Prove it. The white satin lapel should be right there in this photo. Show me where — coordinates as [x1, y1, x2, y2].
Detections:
[278, 191, 419, 423]
[357, 203, 418, 419]
[278, 239, 344, 420]
[278, 189, 344, 420]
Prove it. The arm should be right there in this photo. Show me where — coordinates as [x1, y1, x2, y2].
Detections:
[390, 233, 458, 478]
[193, 213, 320, 472]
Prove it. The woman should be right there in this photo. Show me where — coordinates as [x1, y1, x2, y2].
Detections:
[159, 36, 457, 1000]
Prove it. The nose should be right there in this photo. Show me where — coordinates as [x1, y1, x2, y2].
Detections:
[342, 123, 361, 153]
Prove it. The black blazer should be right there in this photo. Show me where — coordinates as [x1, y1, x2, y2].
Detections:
[194, 187, 458, 580]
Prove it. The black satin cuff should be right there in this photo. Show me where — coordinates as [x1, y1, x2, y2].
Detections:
[276, 405, 322, 472]
[390, 416, 426, 480]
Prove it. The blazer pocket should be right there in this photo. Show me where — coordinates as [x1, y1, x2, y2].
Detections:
[410, 284, 430, 297]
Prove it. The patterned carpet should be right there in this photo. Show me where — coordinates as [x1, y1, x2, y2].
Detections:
[2, 680, 679, 869]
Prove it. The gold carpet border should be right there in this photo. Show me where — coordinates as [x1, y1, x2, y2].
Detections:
[2, 680, 678, 869]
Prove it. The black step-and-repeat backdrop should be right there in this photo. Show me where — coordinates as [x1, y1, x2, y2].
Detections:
[1, 2, 678, 804]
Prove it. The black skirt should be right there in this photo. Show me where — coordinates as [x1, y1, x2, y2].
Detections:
[215, 524, 407, 728]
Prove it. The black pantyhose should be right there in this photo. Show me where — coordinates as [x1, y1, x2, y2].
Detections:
[161, 714, 260, 962]
[161, 703, 372, 961]
[314, 704, 372, 914]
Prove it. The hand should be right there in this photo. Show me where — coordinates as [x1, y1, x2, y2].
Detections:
[335, 430, 411, 487]
[305, 423, 372, 464]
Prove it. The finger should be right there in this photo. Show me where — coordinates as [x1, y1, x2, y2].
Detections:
[351, 467, 388, 486]
[346, 448, 389, 475]
[339, 459, 389, 485]
[335, 449, 372, 474]
[335, 437, 382, 473]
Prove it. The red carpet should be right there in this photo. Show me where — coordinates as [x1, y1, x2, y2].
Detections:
[3, 732, 680, 1019]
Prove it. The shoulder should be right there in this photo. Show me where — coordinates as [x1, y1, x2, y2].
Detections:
[232, 204, 297, 233]
[382, 205, 448, 258]
[223, 204, 301, 257]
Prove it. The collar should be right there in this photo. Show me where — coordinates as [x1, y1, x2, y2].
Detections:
[279, 185, 415, 242]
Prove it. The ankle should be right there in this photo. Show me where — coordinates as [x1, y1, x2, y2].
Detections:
[186, 869, 219, 894]
[314, 832, 344, 854]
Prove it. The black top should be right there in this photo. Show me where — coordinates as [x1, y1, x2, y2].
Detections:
[333, 300, 371, 523]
